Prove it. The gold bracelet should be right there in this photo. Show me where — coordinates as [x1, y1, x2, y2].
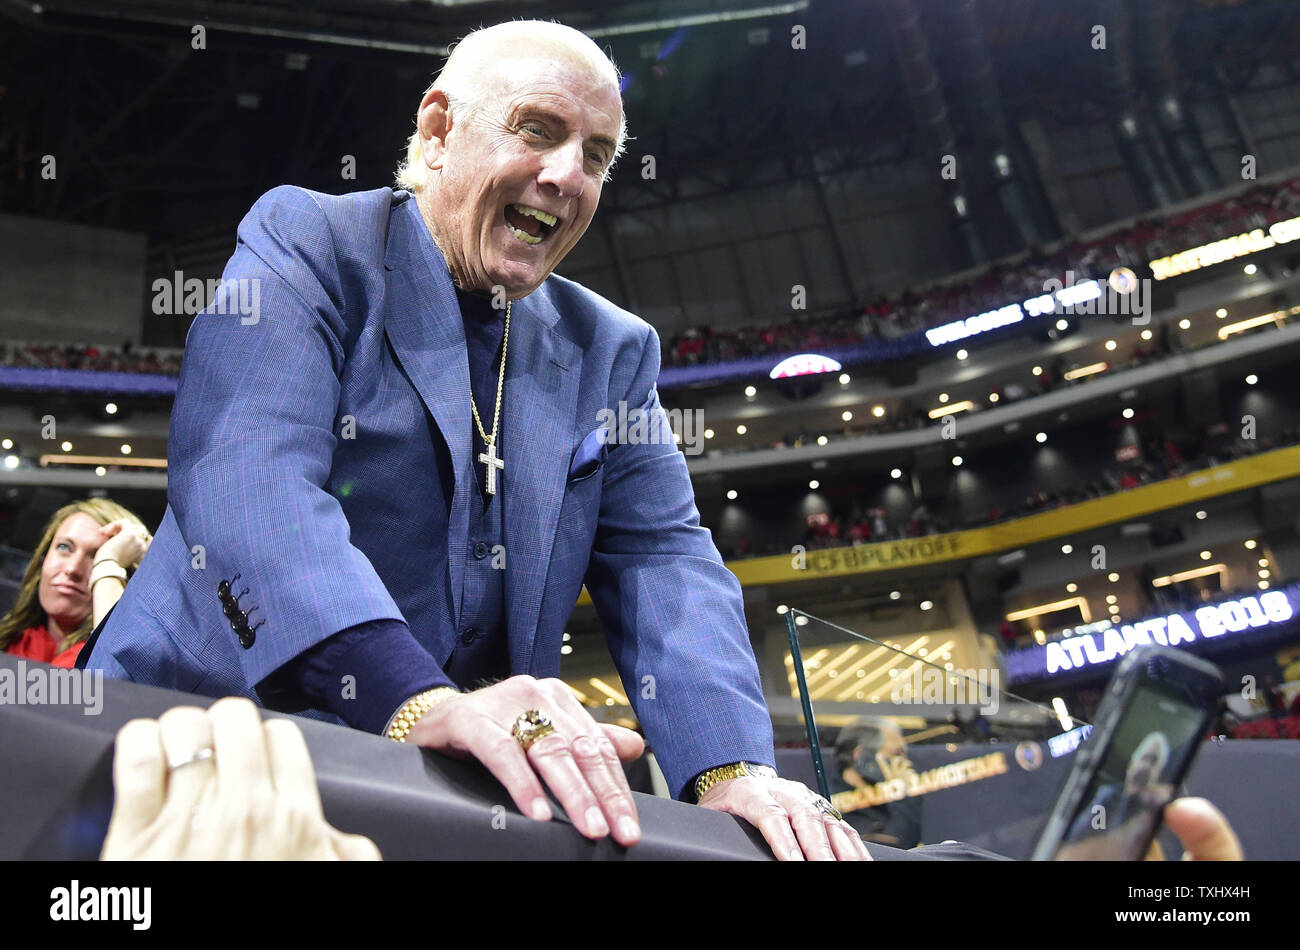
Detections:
[385, 687, 460, 742]
[693, 761, 778, 801]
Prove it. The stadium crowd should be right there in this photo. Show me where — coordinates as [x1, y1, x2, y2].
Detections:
[715, 424, 1300, 562]
[664, 175, 1300, 368]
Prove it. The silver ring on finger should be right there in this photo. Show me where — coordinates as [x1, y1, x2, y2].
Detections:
[167, 746, 214, 772]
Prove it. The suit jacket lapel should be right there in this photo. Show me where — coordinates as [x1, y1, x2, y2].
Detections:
[383, 199, 473, 624]
[502, 290, 579, 674]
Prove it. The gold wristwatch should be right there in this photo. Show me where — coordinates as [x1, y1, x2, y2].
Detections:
[385, 686, 460, 742]
[693, 761, 778, 801]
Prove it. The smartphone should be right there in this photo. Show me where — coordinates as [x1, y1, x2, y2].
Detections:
[1031, 645, 1224, 861]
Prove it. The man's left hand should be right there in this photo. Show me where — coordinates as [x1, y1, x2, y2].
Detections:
[698, 775, 872, 861]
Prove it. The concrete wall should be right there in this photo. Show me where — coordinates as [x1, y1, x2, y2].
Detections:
[0, 212, 146, 345]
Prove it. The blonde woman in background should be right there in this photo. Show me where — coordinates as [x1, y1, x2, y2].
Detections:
[0, 498, 151, 667]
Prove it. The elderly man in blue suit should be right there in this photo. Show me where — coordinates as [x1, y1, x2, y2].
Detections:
[83, 20, 867, 860]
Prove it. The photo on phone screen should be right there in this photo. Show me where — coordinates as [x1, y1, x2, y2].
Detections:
[1050, 687, 1207, 860]
[1032, 646, 1224, 861]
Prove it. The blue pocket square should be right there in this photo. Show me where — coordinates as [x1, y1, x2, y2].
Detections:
[569, 424, 612, 478]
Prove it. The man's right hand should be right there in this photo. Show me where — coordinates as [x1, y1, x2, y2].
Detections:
[407, 675, 645, 846]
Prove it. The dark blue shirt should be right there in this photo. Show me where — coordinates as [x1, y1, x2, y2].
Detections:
[267, 286, 508, 732]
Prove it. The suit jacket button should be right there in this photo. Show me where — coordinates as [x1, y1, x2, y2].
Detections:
[461, 627, 478, 646]
[473, 541, 489, 560]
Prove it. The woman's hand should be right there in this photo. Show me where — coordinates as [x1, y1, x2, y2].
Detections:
[101, 698, 381, 860]
[95, 519, 152, 570]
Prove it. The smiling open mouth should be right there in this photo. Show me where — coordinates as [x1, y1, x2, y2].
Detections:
[504, 203, 558, 246]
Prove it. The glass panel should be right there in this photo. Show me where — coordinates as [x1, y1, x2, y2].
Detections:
[782, 608, 1092, 857]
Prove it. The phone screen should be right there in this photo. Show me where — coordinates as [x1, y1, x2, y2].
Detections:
[1051, 686, 1207, 861]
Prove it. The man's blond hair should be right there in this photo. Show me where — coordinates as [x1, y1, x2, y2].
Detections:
[394, 20, 628, 191]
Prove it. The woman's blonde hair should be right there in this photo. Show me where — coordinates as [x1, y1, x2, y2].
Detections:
[0, 498, 146, 653]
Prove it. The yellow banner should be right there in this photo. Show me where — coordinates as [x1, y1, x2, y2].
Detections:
[576, 444, 1300, 603]
[832, 752, 1008, 811]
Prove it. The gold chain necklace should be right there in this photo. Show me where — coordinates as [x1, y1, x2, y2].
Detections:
[469, 299, 510, 495]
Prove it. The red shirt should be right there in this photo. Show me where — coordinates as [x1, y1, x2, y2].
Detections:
[5, 624, 85, 668]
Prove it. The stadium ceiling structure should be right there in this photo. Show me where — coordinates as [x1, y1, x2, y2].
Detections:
[1, 0, 1298, 244]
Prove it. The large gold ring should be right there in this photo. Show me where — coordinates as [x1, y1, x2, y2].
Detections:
[814, 797, 843, 821]
[511, 710, 555, 751]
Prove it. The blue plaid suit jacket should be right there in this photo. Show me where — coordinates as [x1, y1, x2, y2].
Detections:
[84, 186, 774, 797]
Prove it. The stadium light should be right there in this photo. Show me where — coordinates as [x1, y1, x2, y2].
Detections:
[1063, 362, 1108, 381]
[1219, 307, 1297, 340]
[39, 453, 166, 469]
[928, 400, 974, 419]
[1152, 564, 1225, 587]
[1052, 698, 1073, 731]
